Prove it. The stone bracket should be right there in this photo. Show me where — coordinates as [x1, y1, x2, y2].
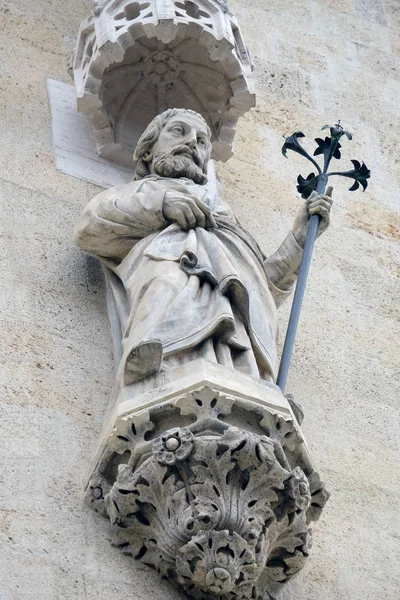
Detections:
[85, 359, 329, 600]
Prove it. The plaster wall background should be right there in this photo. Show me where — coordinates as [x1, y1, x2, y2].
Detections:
[0, 0, 399, 599]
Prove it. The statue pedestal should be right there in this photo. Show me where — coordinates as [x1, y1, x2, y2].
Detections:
[86, 359, 328, 599]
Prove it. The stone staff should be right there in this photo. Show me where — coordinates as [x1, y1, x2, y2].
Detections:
[277, 122, 371, 391]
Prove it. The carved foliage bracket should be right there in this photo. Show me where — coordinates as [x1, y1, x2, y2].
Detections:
[86, 373, 329, 600]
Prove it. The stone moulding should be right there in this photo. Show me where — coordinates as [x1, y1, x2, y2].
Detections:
[71, 0, 255, 166]
[85, 359, 329, 600]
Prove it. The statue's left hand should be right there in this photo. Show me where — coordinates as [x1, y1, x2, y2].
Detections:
[292, 186, 333, 248]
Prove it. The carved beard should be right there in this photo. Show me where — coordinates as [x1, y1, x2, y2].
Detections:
[152, 148, 208, 185]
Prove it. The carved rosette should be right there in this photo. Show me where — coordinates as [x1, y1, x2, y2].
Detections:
[87, 385, 329, 599]
[71, 0, 255, 165]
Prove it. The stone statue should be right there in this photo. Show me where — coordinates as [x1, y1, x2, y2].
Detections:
[74, 108, 332, 600]
[75, 108, 332, 389]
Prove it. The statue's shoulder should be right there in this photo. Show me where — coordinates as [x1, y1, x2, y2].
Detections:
[90, 177, 203, 206]
[113, 176, 189, 193]
[96, 179, 142, 197]
[89, 179, 149, 206]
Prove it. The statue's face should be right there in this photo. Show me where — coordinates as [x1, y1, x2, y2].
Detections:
[152, 113, 209, 168]
[149, 112, 210, 184]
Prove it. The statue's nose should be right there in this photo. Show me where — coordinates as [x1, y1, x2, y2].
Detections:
[184, 129, 197, 148]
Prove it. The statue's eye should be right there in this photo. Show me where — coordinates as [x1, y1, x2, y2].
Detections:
[197, 137, 206, 146]
[171, 126, 184, 135]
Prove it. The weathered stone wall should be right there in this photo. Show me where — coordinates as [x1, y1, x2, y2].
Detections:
[0, 1, 398, 599]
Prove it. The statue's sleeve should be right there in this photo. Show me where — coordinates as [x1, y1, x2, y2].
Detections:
[74, 179, 168, 261]
[264, 231, 303, 308]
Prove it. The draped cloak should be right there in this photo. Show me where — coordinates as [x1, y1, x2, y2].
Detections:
[74, 176, 303, 387]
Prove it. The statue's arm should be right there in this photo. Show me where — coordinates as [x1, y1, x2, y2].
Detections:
[264, 232, 303, 307]
[74, 180, 168, 260]
[264, 190, 333, 307]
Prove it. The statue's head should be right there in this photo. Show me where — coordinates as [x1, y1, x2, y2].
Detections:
[133, 108, 212, 185]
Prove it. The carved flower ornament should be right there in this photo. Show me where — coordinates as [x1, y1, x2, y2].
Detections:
[152, 427, 194, 465]
[286, 466, 311, 512]
[176, 530, 263, 599]
[143, 50, 181, 85]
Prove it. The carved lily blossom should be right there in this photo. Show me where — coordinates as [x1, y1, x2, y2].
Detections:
[319, 122, 351, 171]
[282, 132, 322, 174]
[153, 427, 194, 465]
[296, 172, 319, 199]
[329, 159, 371, 191]
[313, 136, 342, 160]
[321, 121, 352, 141]
[282, 131, 305, 158]
[283, 122, 370, 199]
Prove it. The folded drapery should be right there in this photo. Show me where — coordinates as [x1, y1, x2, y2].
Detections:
[75, 176, 302, 387]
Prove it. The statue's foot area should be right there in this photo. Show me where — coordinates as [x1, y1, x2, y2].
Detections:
[122, 340, 163, 386]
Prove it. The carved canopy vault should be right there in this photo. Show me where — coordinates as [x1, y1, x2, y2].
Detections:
[71, 0, 255, 165]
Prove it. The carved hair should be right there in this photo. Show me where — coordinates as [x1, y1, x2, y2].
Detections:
[133, 108, 212, 180]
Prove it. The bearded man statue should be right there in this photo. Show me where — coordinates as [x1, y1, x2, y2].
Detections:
[74, 108, 332, 388]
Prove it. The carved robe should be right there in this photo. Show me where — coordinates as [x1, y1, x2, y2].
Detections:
[75, 176, 302, 386]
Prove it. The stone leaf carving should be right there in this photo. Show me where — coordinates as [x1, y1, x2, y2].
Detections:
[104, 424, 327, 599]
[85, 384, 329, 520]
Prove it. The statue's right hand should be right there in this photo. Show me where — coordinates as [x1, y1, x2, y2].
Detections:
[162, 191, 217, 231]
